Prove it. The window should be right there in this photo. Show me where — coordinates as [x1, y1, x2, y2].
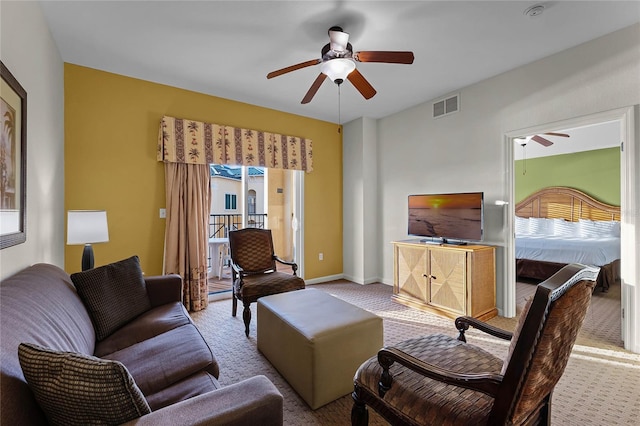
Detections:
[225, 193, 237, 210]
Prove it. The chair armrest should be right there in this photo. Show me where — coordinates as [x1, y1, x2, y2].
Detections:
[378, 347, 502, 398]
[230, 262, 243, 273]
[455, 316, 513, 343]
[273, 256, 299, 274]
[121, 375, 283, 426]
[230, 262, 245, 279]
[144, 274, 183, 307]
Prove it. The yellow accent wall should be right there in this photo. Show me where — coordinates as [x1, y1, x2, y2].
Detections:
[64, 64, 342, 278]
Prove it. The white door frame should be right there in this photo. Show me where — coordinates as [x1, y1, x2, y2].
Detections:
[504, 106, 638, 353]
[293, 171, 305, 279]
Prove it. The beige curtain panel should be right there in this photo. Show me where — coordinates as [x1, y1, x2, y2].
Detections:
[163, 162, 211, 312]
[157, 115, 313, 172]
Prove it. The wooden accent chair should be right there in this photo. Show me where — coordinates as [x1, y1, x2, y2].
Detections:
[352, 263, 598, 426]
[228, 228, 305, 336]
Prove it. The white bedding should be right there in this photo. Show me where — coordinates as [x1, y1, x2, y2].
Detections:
[515, 234, 620, 266]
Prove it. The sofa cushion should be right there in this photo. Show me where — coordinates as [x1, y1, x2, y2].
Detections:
[18, 342, 151, 426]
[102, 323, 219, 396]
[144, 370, 220, 411]
[94, 302, 191, 358]
[71, 255, 152, 341]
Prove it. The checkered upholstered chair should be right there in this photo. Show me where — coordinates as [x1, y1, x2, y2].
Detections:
[228, 228, 305, 336]
[352, 263, 599, 426]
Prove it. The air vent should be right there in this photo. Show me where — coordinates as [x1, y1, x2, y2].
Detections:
[433, 94, 459, 118]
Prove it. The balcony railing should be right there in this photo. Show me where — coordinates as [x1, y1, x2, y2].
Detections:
[209, 214, 268, 238]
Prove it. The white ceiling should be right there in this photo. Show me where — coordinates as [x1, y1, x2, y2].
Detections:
[513, 120, 621, 160]
[39, 1, 640, 124]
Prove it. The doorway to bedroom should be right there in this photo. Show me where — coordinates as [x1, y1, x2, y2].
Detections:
[511, 117, 624, 349]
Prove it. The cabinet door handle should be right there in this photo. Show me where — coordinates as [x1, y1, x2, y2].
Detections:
[423, 274, 436, 280]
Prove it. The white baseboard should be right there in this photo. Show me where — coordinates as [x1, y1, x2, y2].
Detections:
[341, 274, 382, 285]
[304, 273, 345, 285]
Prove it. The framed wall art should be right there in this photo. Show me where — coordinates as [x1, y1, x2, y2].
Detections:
[1, 61, 27, 249]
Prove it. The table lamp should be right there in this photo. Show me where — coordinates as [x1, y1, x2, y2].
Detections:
[67, 210, 109, 271]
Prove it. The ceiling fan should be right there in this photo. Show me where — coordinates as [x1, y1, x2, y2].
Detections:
[266, 26, 414, 104]
[516, 132, 570, 147]
[516, 132, 569, 175]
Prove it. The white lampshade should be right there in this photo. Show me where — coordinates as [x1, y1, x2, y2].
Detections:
[0, 210, 20, 234]
[321, 58, 356, 83]
[67, 210, 109, 245]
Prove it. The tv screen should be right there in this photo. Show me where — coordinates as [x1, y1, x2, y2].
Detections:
[408, 192, 484, 243]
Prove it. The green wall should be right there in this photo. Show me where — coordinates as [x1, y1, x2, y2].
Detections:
[515, 147, 620, 205]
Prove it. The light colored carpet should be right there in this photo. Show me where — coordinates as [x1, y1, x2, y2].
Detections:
[191, 280, 640, 425]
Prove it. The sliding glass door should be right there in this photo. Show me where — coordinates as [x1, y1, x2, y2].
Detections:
[209, 164, 302, 266]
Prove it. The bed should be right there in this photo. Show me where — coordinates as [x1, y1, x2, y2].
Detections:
[515, 186, 621, 291]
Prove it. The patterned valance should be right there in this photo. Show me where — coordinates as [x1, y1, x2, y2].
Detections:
[157, 116, 313, 172]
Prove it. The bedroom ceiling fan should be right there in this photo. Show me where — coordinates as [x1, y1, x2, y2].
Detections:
[517, 132, 570, 147]
[515, 132, 570, 175]
[266, 26, 414, 104]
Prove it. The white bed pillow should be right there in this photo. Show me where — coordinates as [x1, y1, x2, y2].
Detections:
[515, 217, 530, 235]
[528, 217, 554, 236]
[579, 219, 620, 238]
[553, 219, 580, 237]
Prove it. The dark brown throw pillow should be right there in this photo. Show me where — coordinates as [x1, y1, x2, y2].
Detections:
[71, 255, 151, 340]
[18, 343, 151, 426]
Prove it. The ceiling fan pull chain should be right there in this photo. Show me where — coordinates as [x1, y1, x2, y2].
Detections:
[338, 84, 342, 133]
[523, 144, 527, 175]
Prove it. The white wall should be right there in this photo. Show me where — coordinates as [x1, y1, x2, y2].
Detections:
[343, 118, 365, 282]
[344, 24, 640, 313]
[0, 1, 64, 279]
[343, 117, 380, 284]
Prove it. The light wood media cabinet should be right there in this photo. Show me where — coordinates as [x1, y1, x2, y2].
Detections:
[392, 240, 497, 321]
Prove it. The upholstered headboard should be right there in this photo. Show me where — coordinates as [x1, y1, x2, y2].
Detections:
[515, 186, 620, 222]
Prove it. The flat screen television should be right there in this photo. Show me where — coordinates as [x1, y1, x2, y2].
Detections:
[408, 192, 484, 244]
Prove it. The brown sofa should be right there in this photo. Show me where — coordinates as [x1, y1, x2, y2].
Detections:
[0, 262, 283, 425]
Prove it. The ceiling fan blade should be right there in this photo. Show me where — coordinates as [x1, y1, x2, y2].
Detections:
[532, 135, 553, 147]
[543, 132, 570, 138]
[353, 51, 415, 64]
[267, 59, 321, 79]
[301, 73, 327, 104]
[347, 69, 377, 100]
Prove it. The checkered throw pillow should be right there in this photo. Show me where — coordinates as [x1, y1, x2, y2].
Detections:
[71, 255, 151, 341]
[18, 343, 151, 426]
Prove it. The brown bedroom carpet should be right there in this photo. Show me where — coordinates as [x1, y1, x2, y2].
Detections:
[191, 280, 640, 425]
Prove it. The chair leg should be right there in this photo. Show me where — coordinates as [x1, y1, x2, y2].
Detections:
[242, 302, 251, 337]
[217, 245, 224, 280]
[540, 395, 552, 425]
[232, 291, 237, 317]
[351, 388, 369, 426]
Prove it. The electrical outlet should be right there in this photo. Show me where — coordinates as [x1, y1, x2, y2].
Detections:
[319, 253, 323, 261]
[159, 208, 166, 218]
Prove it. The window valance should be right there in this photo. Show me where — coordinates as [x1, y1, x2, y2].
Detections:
[157, 115, 313, 172]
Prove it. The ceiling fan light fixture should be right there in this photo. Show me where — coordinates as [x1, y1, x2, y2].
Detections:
[321, 58, 356, 84]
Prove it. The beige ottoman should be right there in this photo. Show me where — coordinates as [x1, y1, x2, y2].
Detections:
[257, 288, 383, 410]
